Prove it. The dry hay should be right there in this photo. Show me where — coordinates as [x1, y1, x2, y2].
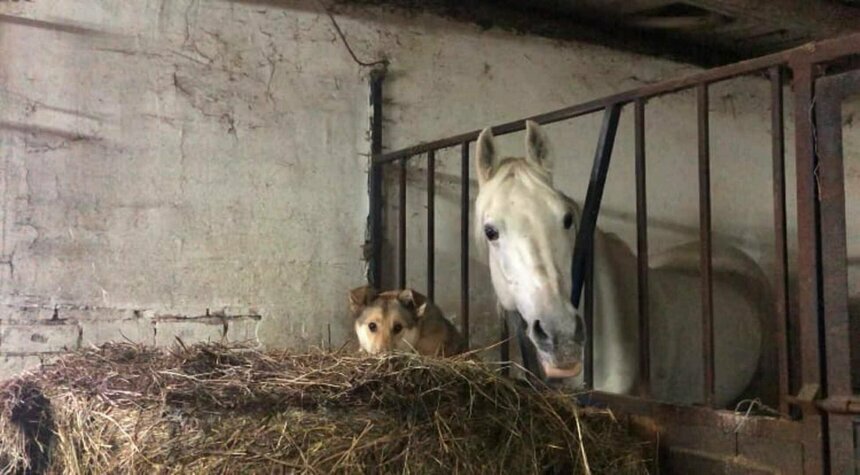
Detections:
[0, 342, 651, 474]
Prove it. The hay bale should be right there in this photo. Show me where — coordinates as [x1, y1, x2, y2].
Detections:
[0, 343, 651, 474]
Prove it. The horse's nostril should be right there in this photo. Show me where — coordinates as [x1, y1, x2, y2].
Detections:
[533, 320, 550, 342]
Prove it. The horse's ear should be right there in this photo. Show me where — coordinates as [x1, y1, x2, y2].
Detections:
[397, 288, 427, 312]
[476, 127, 497, 185]
[525, 120, 552, 172]
[349, 285, 377, 317]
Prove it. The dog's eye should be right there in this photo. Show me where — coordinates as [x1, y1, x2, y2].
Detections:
[563, 212, 574, 230]
[484, 224, 499, 241]
[392, 323, 403, 334]
[368, 322, 377, 332]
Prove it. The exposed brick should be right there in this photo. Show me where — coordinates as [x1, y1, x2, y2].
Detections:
[0, 305, 47, 321]
[0, 354, 44, 378]
[80, 318, 155, 346]
[223, 316, 260, 344]
[1, 321, 81, 353]
[154, 319, 225, 347]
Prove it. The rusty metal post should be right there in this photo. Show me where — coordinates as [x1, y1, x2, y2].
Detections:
[427, 151, 435, 300]
[789, 57, 825, 475]
[500, 305, 510, 376]
[697, 83, 715, 407]
[398, 158, 407, 289]
[368, 69, 385, 289]
[461, 142, 471, 346]
[814, 69, 860, 475]
[769, 66, 791, 416]
[634, 98, 651, 397]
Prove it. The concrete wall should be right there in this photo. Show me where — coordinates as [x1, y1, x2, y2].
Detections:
[0, 1, 857, 378]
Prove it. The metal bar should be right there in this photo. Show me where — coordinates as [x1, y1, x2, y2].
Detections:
[461, 142, 471, 347]
[770, 66, 791, 415]
[583, 245, 594, 389]
[634, 98, 650, 397]
[814, 69, 860, 475]
[374, 33, 860, 164]
[500, 306, 510, 377]
[367, 69, 385, 288]
[426, 151, 435, 300]
[789, 57, 825, 475]
[817, 396, 860, 415]
[398, 158, 407, 289]
[588, 390, 804, 442]
[570, 104, 623, 309]
[572, 104, 622, 391]
[697, 83, 715, 407]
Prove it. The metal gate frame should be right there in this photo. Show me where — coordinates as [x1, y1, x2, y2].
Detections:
[368, 33, 860, 473]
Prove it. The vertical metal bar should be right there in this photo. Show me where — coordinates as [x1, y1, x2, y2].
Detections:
[790, 58, 825, 475]
[500, 305, 510, 376]
[770, 66, 791, 415]
[583, 247, 594, 389]
[815, 71, 858, 475]
[634, 98, 651, 397]
[398, 158, 407, 289]
[426, 151, 435, 300]
[368, 69, 385, 289]
[697, 83, 715, 407]
[461, 142, 471, 347]
[570, 104, 623, 309]
[570, 104, 621, 390]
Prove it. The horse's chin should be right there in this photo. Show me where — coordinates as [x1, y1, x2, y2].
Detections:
[541, 361, 582, 379]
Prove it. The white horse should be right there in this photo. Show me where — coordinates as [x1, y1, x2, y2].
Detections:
[474, 120, 774, 407]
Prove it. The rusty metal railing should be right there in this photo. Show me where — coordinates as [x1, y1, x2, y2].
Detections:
[369, 32, 860, 474]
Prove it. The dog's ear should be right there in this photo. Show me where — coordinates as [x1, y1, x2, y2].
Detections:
[348, 285, 377, 317]
[396, 288, 427, 313]
[415, 302, 429, 320]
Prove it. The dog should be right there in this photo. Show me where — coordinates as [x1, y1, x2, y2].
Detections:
[348, 285, 467, 357]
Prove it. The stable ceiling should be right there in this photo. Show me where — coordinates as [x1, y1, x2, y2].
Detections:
[519, 0, 860, 61]
[342, 0, 860, 66]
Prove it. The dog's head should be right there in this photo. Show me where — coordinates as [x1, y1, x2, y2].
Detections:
[348, 285, 428, 355]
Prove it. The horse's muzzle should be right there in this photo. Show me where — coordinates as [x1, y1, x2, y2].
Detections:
[542, 360, 582, 379]
[540, 340, 584, 379]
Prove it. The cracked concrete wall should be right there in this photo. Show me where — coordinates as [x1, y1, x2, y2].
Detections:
[0, 0, 375, 376]
[1, 1, 858, 378]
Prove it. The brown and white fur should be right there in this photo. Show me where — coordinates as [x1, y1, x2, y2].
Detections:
[349, 285, 466, 357]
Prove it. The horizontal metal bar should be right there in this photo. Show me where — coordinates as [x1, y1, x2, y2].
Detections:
[585, 391, 802, 441]
[374, 32, 860, 164]
[816, 396, 860, 415]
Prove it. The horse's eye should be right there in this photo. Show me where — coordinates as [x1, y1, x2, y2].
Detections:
[563, 212, 574, 230]
[368, 322, 377, 332]
[392, 323, 403, 334]
[484, 224, 499, 241]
